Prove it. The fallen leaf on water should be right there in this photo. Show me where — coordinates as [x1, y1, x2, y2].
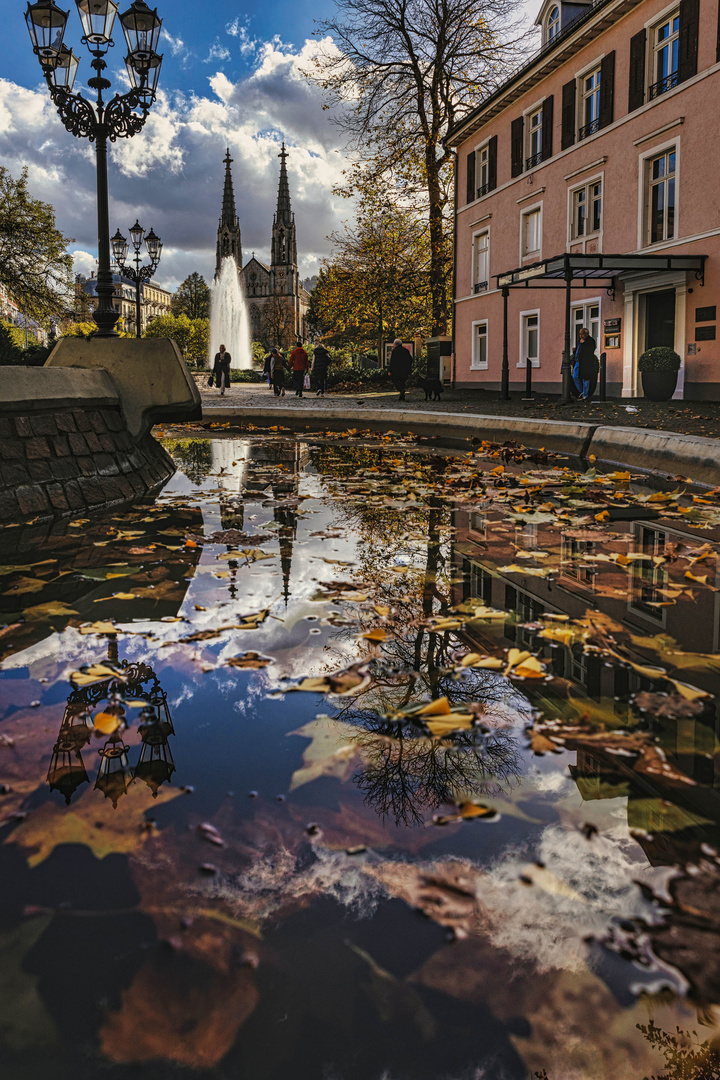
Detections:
[70, 663, 125, 687]
[93, 593, 136, 602]
[226, 653, 272, 669]
[93, 711, 123, 735]
[22, 602, 79, 621]
[77, 621, 120, 636]
[360, 628, 388, 642]
[288, 716, 361, 790]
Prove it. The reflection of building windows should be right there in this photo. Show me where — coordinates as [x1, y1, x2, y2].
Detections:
[504, 584, 544, 646]
[469, 511, 487, 536]
[629, 525, 667, 621]
[462, 560, 493, 604]
[562, 534, 596, 584]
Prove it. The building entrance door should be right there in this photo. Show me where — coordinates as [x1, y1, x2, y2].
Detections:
[645, 289, 676, 349]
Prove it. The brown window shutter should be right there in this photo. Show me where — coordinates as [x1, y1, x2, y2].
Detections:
[466, 150, 476, 204]
[488, 135, 497, 191]
[599, 51, 615, 129]
[561, 79, 576, 149]
[678, 0, 700, 82]
[541, 96, 554, 160]
[628, 28, 646, 111]
[511, 116, 524, 177]
[717, 0, 720, 63]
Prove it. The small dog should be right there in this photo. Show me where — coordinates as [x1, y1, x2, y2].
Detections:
[419, 377, 443, 401]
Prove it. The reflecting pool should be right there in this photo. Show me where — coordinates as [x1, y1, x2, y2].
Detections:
[1, 428, 720, 1079]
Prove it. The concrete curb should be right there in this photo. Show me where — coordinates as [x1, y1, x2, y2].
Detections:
[196, 404, 720, 486]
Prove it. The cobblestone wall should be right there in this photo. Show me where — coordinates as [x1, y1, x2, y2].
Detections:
[0, 404, 175, 524]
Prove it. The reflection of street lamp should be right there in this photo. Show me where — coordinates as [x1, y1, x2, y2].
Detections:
[25, 0, 164, 337]
[47, 705, 93, 804]
[111, 220, 163, 337]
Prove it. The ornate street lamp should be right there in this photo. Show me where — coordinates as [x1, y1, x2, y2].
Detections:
[24, 0, 164, 337]
[111, 218, 162, 336]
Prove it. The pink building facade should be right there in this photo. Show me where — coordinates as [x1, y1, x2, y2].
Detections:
[449, 0, 720, 398]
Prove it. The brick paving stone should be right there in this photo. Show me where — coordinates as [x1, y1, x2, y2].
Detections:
[114, 430, 133, 451]
[64, 481, 84, 510]
[14, 417, 33, 438]
[1, 439, 25, 460]
[87, 410, 107, 434]
[25, 437, 51, 460]
[31, 415, 58, 437]
[0, 418, 13, 439]
[27, 461, 53, 482]
[2, 462, 28, 486]
[51, 458, 80, 480]
[68, 433, 90, 455]
[78, 476, 107, 504]
[98, 433, 115, 453]
[16, 484, 50, 515]
[84, 431, 103, 454]
[46, 483, 69, 512]
[51, 435, 71, 457]
[77, 457, 97, 476]
[94, 453, 119, 475]
[0, 490, 20, 520]
[73, 410, 92, 432]
[103, 409, 124, 432]
[55, 413, 78, 434]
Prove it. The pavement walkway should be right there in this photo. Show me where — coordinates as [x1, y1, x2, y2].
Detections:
[196, 380, 720, 439]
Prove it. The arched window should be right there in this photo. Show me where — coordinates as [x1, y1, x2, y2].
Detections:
[547, 5, 560, 41]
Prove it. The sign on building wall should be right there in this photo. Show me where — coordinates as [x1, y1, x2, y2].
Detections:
[604, 317, 621, 350]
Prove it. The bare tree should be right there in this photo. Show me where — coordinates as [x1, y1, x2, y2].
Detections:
[260, 292, 296, 350]
[310, 0, 528, 334]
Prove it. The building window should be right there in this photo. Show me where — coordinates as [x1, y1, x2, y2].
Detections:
[646, 147, 676, 244]
[572, 301, 600, 346]
[472, 231, 489, 293]
[650, 12, 679, 99]
[520, 311, 539, 367]
[521, 207, 541, 258]
[476, 143, 490, 197]
[570, 179, 602, 240]
[579, 67, 601, 139]
[547, 5, 560, 41]
[471, 320, 488, 369]
[526, 109, 543, 169]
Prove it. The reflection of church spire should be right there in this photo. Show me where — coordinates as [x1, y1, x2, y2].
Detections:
[275, 501, 297, 607]
[216, 147, 243, 279]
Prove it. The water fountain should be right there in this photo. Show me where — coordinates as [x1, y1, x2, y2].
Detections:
[210, 256, 252, 369]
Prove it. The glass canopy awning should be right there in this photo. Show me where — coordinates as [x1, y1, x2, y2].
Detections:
[496, 251, 706, 291]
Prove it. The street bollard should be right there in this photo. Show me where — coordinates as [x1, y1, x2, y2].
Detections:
[599, 352, 606, 401]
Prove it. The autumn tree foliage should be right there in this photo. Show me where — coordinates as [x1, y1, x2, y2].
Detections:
[0, 167, 73, 324]
[310, 201, 432, 354]
[171, 272, 211, 320]
[259, 292, 296, 350]
[310, 0, 527, 335]
[144, 313, 209, 365]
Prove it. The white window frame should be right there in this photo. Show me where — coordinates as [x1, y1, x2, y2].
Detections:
[637, 137, 680, 249]
[579, 64, 602, 139]
[518, 308, 540, 368]
[525, 106, 543, 167]
[546, 4, 560, 42]
[471, 227, 490, 293]
[568, 171, 604, 246]
[520, 201, 543, 261]
[571, 298, 602, 348]
[471, 318, 489, 369]
[473, 138, 491, 198]
[648, 6, 680, 99]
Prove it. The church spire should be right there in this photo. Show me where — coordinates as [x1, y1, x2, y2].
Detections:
[215, 147, 242, 279]
[271, 142, 296, 269]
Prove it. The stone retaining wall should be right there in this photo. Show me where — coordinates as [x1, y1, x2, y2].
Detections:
[0, 404, 175, 523]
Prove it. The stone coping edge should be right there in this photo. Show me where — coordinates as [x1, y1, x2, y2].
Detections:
[0, 366, 119, 413]
[198, 405, 720, 487]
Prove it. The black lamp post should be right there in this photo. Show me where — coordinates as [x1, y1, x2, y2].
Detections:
[111, 220, 162, 336]
[25, 0, 163, 338]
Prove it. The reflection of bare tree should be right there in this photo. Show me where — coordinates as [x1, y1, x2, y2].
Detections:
[163, 438, 213, 486]
[350, 713, 521, 826]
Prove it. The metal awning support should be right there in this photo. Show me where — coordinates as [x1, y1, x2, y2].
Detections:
[492, 251, 707, 400]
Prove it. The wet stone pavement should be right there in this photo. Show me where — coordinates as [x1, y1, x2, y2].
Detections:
[1, 427, 720, 1079]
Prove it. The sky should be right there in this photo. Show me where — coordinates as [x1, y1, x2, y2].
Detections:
[1, 0, 538, 295]
[0, 0, 351, 292]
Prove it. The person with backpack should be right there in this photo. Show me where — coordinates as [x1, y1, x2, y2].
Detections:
[270, 347, 286, 397]
[289, 340, 309, 397]
[311, 344, 331, 397]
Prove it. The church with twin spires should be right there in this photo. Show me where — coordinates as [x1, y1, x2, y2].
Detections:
[215, 144, 310, 342]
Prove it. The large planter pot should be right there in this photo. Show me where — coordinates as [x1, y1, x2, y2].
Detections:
[641, 369, 678, 401]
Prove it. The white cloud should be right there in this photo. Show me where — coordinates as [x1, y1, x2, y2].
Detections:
[160, 28, 188, 58]
[0, 37, 349, 291]
[226, 16, 258, 56]
[72, 250, 96, 278]
[204, 42, 231, 65]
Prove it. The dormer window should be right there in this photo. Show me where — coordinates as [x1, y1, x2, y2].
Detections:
[547, 5, 559, 41]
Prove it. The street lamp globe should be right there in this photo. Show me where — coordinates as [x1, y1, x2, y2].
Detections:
[75, 0, 118, 49]
[128, 219, 145, 250]
[120, 0, 161, 58]
[125, 49, 162, 96]
[49, 44, 79, 90]
[25, 0, 69, 63]
[111, 228, 128, 264]
[144, 227, 161, 261]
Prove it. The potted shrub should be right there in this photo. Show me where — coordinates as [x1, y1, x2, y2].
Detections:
[637, 346, 681, 401]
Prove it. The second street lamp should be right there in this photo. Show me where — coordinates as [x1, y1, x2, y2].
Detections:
[24, 0, 164, 337]
[112, 220, 162, 336]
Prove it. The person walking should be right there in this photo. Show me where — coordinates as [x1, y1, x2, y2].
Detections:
[290, 340, 309, 398]
[573, 328, 599, 401]
[388, 338, 413, 401]
[213, 344, 232, 396]
[311, 344, 331, 397]
[270, 347, 286, 397]
[262, 350, 273, 391]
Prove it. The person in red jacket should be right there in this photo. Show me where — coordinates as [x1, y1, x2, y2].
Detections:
[289, 340, 309, 397]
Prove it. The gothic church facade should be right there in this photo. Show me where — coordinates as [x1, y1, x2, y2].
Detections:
[215, 145, 310, 344]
